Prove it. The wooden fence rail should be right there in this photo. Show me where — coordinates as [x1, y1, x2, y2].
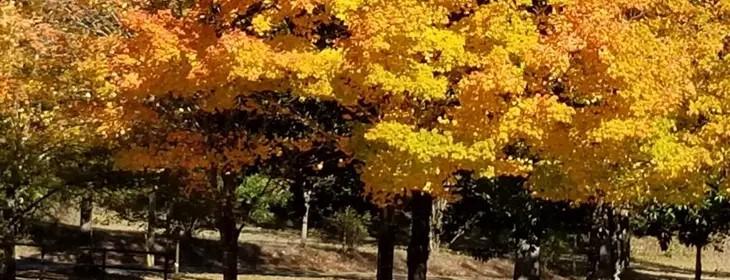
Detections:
[7, 242, 179, 280]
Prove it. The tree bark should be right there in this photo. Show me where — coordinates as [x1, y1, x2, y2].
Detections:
[621, 234, 631, 269]
[513, 197, 540, 280]
[407, 192, 432, 280]
[587, 204, 618, 280]
[1, 241, 15, 280]
[2, 190, 17, 280]
[79, 189, 94, 243]
[216, 171, 239, 280]
[301, 189, 311, 247]
[513, 238, 540, 280]
[220, 215, 240, 280]
[146, 187, 157, 267]
[430, 199, 446, 253]
[616, 210, 630, 273]
[377, 206, 395, 280]
[695, 245, 702, 280]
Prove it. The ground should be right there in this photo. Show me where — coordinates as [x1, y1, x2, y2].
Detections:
[628, 237, 730, 280]
[11, 209, 730, 280]
[16, 224, 531, 280]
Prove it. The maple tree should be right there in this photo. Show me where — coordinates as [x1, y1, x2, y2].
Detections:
[355, 0, 728, 207]
[101, 0, 730, 279]
[15, 0, 730, 280]
[521, 2, 730, 278]
[0, 1, 123, 278]
[108, 2, 356, 279]
[346, 0, 730, 279]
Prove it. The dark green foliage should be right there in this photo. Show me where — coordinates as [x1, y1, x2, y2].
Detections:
[634, 188, 730, 250]
[274, 145, 376, 228]
[235, 173, 292, 225]
[325, 207, 371, 251]
[633, 187, 730, 280]
[442, 173, 590, 259]
[633, 203, 675, 251]
[100, 171, 291, 238]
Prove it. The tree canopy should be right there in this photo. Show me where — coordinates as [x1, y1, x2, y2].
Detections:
[101, 0, 730, 206]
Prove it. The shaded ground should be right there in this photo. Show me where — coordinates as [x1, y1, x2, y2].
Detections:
[622, 237, 730, 280]
[16, 210, 730, 280]
[14, 218, 527, 280]
[539, 236, 730, 280]
[621, 260, 730, 280]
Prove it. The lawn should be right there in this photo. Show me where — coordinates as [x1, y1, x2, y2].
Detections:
[15, 209, 730, 280]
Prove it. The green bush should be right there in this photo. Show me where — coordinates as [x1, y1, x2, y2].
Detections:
[326, 207, 371, 251]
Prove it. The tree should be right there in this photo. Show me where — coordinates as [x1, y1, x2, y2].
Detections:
[106, 0, 550, 278]
[502, 1, 730, 277]
[98, 169, 212, 242]
[276, 138, 355, 247]
[0, 1, 123, 278]
[442, 174, 593, 280]
[110, 5, 354, 280]
[356, 0, 730, 276]
[674, 196, 730, 280]
[349, 1, 564, 277]
[375, 204, 397, 280]
[635, 189, 730, 280]
[106, 1, 730, 280]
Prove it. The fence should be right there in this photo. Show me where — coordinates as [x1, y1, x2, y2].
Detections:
[8, 242, 179, 280]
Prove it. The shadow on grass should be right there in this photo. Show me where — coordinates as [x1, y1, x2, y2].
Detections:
[452, 260, 509, 278]
[18, 221, 386, 280]
[543, 255, 730, 280]
[620, 268, 696, 280]
[622, 258, 730, 280]
[543, 254, 588, 278]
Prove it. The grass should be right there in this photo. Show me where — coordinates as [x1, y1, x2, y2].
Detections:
[21, 207, 730, 280]
[20, 207, 525, 280]
[169, 274, 344, 280]
[629, 236, 730, 278]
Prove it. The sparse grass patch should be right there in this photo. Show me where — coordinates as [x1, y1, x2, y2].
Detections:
[631, 236, 730, 274]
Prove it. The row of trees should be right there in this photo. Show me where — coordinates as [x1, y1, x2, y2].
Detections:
[4, 0, 730, 280]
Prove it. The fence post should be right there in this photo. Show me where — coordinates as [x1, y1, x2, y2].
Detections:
[572, 234, 577, 275]
[174, 240, 180, 274]
[101, 248, 107, 280]
[40, 246, 45, 280]
[163, 252, 170, 280]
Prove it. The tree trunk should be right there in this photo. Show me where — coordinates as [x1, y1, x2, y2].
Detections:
[377, 206, 395, 280]
[2, 192, 17, 280]
[616, 210, 630, 273]
[407, 192, 432, 280]
[621, 234, 630, 269]
[695, 245, 702, 280]
[587, 204, 618, 280]
[174, 239, 181, 274]
[1, 241, 15, 280]
[301, 189, 311, 247]
[216, 170, 239, 280]
[220, 216, 239, 280]
[146, 188, 156, 267]
[430, 199, 446, 253]
[513, 238, 540, 280]
[513, 197, 540, 280]
[79, 189, 94, 243]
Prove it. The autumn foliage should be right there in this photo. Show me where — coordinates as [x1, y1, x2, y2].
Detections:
[3, 0, 730, 211]
[88, 0, 730, 208]
[4, 0, 730, 279]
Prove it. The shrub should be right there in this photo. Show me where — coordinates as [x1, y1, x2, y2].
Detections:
[326, 207, 371, 251]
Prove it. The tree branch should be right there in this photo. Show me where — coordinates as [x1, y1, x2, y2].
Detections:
[448, 212, 484, 246]
[9, 187, 64, 226]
